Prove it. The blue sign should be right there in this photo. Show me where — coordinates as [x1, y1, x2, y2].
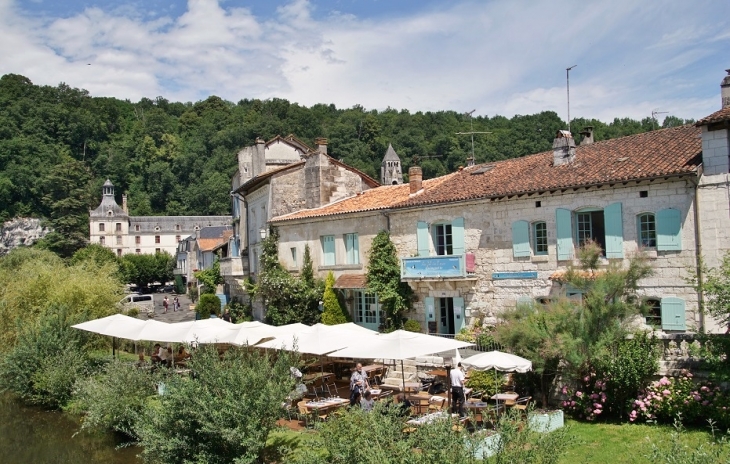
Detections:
[402, 255, 465, 278]
[492, 271, 538, 280]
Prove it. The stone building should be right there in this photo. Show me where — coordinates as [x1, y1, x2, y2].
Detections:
[89, 180, 230, 257]
[270, 70, 730, 335]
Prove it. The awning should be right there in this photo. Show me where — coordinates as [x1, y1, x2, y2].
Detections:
[333, 274, 367, 289]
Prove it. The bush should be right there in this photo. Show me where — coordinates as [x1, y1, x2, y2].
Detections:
[0, 305, 97, 409]
[134, 345, 296, 464]
[226, 299, 252, 323]
[466, 370, 504, 398]
[126, 307, 140, 318]
[197, 294, 221, 319]
[74, 360, 160, 438]
[403, 319, 421, 332]
[321, 272, 349, 325]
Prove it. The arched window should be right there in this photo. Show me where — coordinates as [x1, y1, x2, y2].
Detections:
[637, 213, 656, 247]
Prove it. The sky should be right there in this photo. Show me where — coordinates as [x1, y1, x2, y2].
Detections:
[2, 0, 729, 122]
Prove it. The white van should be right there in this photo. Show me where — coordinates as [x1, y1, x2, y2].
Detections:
[118, 294, 154, 315]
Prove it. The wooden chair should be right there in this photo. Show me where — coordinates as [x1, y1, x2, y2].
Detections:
[513, 396, 532, 417]
[409, 396, 430, 415]
[428, 398, 446, 412]
[325, 383, 339, 397]
[297, 400, 326, 426]
[504, 391, 518, 407]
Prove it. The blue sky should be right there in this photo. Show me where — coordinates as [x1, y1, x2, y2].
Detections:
[3, 0, 729, 122]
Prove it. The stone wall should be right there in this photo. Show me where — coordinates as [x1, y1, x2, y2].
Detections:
[0, 218, 50, 256]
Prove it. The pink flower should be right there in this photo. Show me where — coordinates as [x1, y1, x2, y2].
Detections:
[701, 386, 709, 392]
[659, 377, 670, 386]
[702, 400, 709, 406]
[576, 391, 583, 398]
[584, 376, 590, 382]
[594, 409, 602, 415]
[593, 403, 602, 409]
[663, 390, 671, 396]
[561, 386, 568, 395]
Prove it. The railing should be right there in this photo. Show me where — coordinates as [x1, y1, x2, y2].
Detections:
[432, 333, 502, 352]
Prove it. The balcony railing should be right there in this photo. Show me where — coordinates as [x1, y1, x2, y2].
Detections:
[401, 254, 466, 279]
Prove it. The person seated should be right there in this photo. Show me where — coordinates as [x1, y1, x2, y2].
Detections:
[135, 352, 148, 368]
[361, 390, 375, 412]
[151, 343, 162, 364]
[397, 394, 413, 417]
[174, 346, 191, 364]
[159, 346, 172, 367]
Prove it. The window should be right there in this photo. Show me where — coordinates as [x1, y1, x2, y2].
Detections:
[116, 235, 122, 245]
[135, 225, 140, 232]
[533, 222, 548, 255]
[321, 235, 335, 266]
[135, 236, 141, 244]
[135, 249, 141, 254]
[433, 224, 453, 255]
[176, 235, 181, 242]
[556, 203, 623, 259]
[291, 248, 297, 267]
[637, 213, 656, 247]
[99, 236, 105, 245]
[115, 223, 122, 232]
[98, 223, 105, 232]
[116, 249, 122, 256]
[155, 248, 161, 253]
[645, 298, 661, 327]
[155, 235, 161, 244]
[176, 224, 180, 231]
[576, 210, 605, 250]
[354, 291, 382, 326]
[345, 233, 359, 264]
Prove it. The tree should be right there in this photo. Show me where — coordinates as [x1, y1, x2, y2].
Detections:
[69, 243, 120, 271]
[120, 251, 174, 289]
[495, 242, 653, 406]
[696, 252, 730, 330]
[321, 272, 349, 325]
[194, 257, 223, 294]
[366, 230, 413, 330]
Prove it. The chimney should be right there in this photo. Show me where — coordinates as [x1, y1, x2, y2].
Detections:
[722, 69, 730, 109]
[122, 194, 128, 213]
[252, 137, 266, 177]
[579, 126, 594, 145]
[552, 130, 576, 166]
[409, 166, 422, 194]
[315, 137, 328, 154]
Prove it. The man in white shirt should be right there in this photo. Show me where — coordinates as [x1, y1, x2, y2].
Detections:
[450, 362, 466, 417]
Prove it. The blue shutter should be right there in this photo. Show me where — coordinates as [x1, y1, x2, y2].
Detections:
[352, 234, 360, 264]
[556, 208, 573, 260]
[661, 297, 686, 331]
[511, 220, 531, 257]
[657, 208, 682, 251]
[417, 221, 430, 256]
[604, 202, 624, 258]
[452, 217, 465, 256]
[425, 297, 435, 321]
[453, 297, 465, 333]
[322, 235, 335, 265]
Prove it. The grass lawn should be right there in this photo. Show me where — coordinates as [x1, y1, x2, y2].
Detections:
[559, 419, 730, 463]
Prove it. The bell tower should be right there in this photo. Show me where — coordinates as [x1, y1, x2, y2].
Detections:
[381, 143, 403, 185]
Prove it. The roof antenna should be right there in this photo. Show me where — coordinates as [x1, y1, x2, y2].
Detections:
[456, 110, 491, 166]
[651, 109, 669, 130]
[566, 65, 577, 134]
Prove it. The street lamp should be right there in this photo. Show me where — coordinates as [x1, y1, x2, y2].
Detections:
[259, 228, 267, 240]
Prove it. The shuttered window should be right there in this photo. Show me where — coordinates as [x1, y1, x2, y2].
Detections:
[637, 213, 657, 247]
[417, 221, 430, 256]
[556, 208, 573, 260]
[511, 220, 531, 257]
[452, 217, 465, 256]
[660, 297, 686, 331]
[656, 208, 682, 251]
[604, 202, 624, 258]
[321, 235, 335, 266]
[345, 233, 359, 264]
[433, 224, 453, 255]
[533, 221, 548, 255]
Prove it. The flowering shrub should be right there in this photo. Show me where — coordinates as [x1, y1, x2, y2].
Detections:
[629, 370, 730, 428]
[562, 373, 608, 421]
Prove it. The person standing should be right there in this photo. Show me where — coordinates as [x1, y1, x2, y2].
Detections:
[163, 295, 169, 314]
[222, 308, 232, 322]
[450, 362, 466, 417]
[173, 296, 180, 312]
[350, 363, 369, 406]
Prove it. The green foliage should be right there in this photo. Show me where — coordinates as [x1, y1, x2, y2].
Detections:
[0, 305, 97, 409]
[74, 360, 159, 438]
[226, 298, 253, 322]
[403, 319, 421, 332]
[134, 345, 296, 464]
[0, 247, 123, 350]
[488, 409, 576, 464]
[495, 244, 653, 407]
[366, 230, 413, 330]
[69, 243, 120, 270]
[321, 272, 349, 325]
[194, 258, 223, 294]
[300, 244, 315, 288]
[120, 251, 174, 288]
[696, 252, 730, 330]
[466, 370, 504, 398]
[197, 293, 221, 318]
[645, 419, 730, 464]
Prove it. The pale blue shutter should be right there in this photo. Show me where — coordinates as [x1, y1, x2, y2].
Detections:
[322, 235, 335, 265]
[556, 208, 573, 260]
[657, 208, 682, 251]
[453, 297, 465, 333]
[511, 220, 531, 257]
[417, 221, 430, 256]
[352, 234, 359, 264]
[425, 297, 435, 321]
[661, 297, 686, 331]
[604, 202, 624, 258]
[451, 217, 465, 256]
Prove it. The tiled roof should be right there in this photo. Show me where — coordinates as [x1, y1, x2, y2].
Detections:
[198, 226, 233, 252]
[271, 173, 458, 222]
[333, 274, 368, 289]
[397, 125, 701, 208]
[696, 106, 730, 126]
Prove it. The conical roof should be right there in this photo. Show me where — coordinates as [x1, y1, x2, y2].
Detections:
[382, 143, 400, 162]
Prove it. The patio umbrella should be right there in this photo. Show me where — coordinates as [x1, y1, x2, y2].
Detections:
[461, 350, 532, 413]
[72, 314, 147, 339]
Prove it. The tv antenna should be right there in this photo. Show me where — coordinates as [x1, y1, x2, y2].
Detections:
[456, 109, 491, 166]
[651, 109, 669, 130]
[566, 65, 577, 133]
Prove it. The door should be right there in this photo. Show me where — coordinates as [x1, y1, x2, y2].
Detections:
[439, 298, 455, 334]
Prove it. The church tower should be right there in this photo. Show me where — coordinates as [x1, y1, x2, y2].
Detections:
[381, 143, 403, 185]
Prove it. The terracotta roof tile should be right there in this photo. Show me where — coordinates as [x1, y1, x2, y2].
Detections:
[333, 274, 368, 289]
[696, 106, 730, 126]
[397, 125, 701, 208]
[271, 173, 458, 222]
[198, 229, 232, 252]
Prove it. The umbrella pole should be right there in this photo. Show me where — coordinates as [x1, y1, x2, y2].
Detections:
[112, 337, 116, 359]
[495, 368, 499, 419]
[401, 359, 405, 394]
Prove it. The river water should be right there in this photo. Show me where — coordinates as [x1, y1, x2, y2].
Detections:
[0, 393, 139, 464]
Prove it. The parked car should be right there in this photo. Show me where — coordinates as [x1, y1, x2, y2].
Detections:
[118, 294, 154, 316]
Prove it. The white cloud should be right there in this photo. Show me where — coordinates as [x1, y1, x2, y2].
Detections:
[0, 0, 728, 121]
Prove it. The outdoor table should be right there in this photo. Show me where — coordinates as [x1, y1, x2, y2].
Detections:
[491, 393, 519, 403]
[380, 381, 422, 393]
[426, 368, 448, 377]
[305, 397, 349, 413]
[369, 388, 384, 400]
[303, 372, 334, 383]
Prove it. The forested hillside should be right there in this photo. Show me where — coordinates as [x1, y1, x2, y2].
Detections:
[0, 72, 693, 247]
